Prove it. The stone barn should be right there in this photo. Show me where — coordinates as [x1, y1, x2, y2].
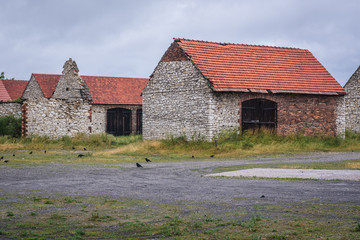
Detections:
[22, 58, 148, 138]
[0, 79, 28, 118]
[344, 66, 360, 132]
[142, 38, 346, 140]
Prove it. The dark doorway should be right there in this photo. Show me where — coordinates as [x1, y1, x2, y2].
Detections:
[242, 99, 277, 131]
[107, 108, 132, 136]
[136, 109, 142, 135]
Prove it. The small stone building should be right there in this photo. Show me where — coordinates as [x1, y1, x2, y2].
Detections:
[142, 38, 346, 140]
[22, 58, 148, 138]
[0, 79, 28, 118]
[344, 66, 360, 132]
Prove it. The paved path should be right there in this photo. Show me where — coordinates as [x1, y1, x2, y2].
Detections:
[206, 168, 360, 180]
[0, 152, 360, 206]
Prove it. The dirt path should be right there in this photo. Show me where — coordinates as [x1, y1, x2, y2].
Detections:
[1, 152, 360, 206]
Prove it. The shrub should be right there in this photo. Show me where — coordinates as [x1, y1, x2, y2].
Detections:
[0, 116, 21, 138]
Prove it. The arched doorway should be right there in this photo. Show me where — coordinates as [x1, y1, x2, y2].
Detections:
[106, 108, 132, 136]
[242, 99, 277, 131]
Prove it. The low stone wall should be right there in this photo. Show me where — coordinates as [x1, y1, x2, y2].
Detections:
[0, 102, 22, 118]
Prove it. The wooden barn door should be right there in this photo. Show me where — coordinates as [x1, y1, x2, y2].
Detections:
[242, 99, 277, 131]
[106, 108, 132, 136]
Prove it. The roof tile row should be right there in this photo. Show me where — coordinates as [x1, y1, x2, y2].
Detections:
[175, 38, 345, 94]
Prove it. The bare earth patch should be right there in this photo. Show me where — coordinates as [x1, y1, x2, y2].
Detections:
[206, 168, 360, 180]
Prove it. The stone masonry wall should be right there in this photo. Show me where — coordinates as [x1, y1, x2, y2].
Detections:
[336, 95, 346, 137]
[212, 92, 241, 136]
[91, 104, 142, 135]
[22, 75, 44, 100]
[22, 98, 91, 138]
[0, 102, 22, 118]
[143, 60, 344, 140]
[143, 61, 216, 140]
[344, 66, 360, 132]
[238, 93, 343, 136]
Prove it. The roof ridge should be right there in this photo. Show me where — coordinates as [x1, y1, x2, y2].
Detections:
[1, 79, 28, 82]
[33, 73, 148, 79]
[173, 37, 306, 51]
[81, 75, 149, 79]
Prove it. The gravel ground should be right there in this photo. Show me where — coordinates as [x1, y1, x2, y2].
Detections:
[1, 152, 360, 206]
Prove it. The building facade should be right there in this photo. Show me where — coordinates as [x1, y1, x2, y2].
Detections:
[0, 79, 28, 118]
[143, 39, 346, 140]
[22, 58, 148, 138]
[344, 66, 360, 132]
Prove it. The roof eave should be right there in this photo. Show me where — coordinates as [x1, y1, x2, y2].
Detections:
[213, 88, 345, 96]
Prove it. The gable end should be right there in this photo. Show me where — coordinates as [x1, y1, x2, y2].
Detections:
[160, 41, 189, 62]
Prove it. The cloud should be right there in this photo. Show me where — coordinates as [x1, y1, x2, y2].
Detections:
[0, 0, 359, 85]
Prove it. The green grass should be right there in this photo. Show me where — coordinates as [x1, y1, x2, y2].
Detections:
[0, 131, 359, 239]
[1, 130, 360, 165]
[98, 129, 360, 160]
[0, 195, 359, 239]
[0, 133, 142, 151]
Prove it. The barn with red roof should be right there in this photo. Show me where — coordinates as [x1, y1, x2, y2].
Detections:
[0, 79, 28, 118]
[142, 38, 345, 140]
[22, 58, 148, 138]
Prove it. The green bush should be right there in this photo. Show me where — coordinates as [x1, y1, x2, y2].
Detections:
[0, 116, 21, 138]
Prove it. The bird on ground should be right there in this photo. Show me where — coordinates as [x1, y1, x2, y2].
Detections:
[0, 156, 3, 160]
[191, 155, 194, 158]
[145, 158, 151, 162]
[12, 154, 15, 157]
[44, 150, 47, 154]
[72, 147, 75, 150]
[29, 151, 33, 154]
[4, 160, 8, 163]
[84, 148, 87, 151]
[136, 163, 143, 168]
[210, 155, 214, 158]
[78, 154, 85, 157]
[260, 195, 265, 198]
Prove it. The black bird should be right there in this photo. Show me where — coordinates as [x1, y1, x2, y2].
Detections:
[210, 155, 214, 158]
[44, 150, 47, 154]
[0, 156, 3, 160]
[29, 151, 33, 154]
[145, 158, 151, 162]
[191, 155, 194, 158]
[84, 148, 87, 151]
[12, 154, 15, 157]
[4, 160, 8, 163]
[260, 195, 265, 198]
[78, 154, 85, 157]
[72, 147, 75, 150]
[136, 163, 143, 168]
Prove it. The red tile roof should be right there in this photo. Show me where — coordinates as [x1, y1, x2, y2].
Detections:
[2, 80, 28, 100]
[0, 80, 11, 101]
[33, 74, 60, 98]
[32, 74, 148, 105]
[174, 38, 345, 95]
[82, 76, 148, 105]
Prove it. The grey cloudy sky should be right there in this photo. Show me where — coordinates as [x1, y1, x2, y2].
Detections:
[1, 0, 359, 86]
